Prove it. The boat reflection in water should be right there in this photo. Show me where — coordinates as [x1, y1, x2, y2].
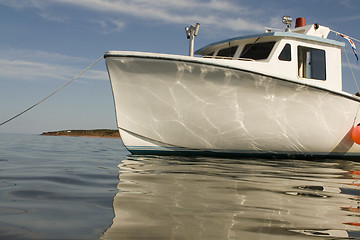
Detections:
[101, 156, 360, 239]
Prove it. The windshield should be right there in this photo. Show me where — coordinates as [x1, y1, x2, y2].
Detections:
[240, 42, 276, 60]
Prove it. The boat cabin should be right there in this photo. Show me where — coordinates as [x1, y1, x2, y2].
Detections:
[195, 21, 345, 92]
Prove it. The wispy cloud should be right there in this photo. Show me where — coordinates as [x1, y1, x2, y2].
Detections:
[89, 19, 126, 34]
[39, 11, 70, 23]
[0, 0, 46, 9]
[342, 59, 360, 71]
[0, 49, 107, 83]
[1, 49, 85, 64]
[0, 0, 268, 33]
[59, 0, 266, 31]
[0, 59, 86, 83]
[333, 15, 360, 22]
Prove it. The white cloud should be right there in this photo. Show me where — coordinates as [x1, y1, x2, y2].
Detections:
[0, 49, 107, 83]
[60, 0, 265, 31]
[343, 59, 360, 71]
[0, 59, 68, 81]
[0, 0, 46, 9]
[0, 0, 269, 33]
[333, 14, 360, 23]
[39, 11, 70, 23]
[90, 19, 126, 34]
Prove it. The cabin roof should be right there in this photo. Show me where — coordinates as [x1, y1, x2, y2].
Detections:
[195, 31, 345, 55]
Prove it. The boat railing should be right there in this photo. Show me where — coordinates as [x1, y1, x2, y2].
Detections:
[201, 55, 255, 61]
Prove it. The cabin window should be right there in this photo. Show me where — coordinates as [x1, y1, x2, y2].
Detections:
[240, 42, 275, 60]
[217, 46, 237, 58]
[298, 46, 326, 80]
[278, 43, 291, 61]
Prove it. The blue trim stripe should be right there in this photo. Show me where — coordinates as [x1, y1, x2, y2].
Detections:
[195, 31, 344, 54]
[126, 146, 360, 159]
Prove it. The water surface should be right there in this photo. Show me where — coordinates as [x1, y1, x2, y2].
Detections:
[1, 133, 360, 239]
[103, 155, 360, 239]
[0, 133, 125, 239]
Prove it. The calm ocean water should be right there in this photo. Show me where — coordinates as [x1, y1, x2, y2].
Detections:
[1, 133, 360, 239]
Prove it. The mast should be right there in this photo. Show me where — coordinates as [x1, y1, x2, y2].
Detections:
[185, 23, 200, 57]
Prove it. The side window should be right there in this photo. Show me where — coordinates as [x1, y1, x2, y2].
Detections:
[278, 43, 291, 61]
[298, 46, 326, 80]
[240, 42, 275, 60]
[217, 46, 237, 58]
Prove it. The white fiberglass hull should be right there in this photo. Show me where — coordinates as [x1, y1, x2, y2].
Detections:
[105, 51, 360, 158]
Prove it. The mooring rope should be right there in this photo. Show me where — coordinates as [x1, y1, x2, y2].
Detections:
[0, 56, 104, 127]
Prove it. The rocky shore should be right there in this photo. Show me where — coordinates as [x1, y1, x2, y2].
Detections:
[41, 129, 120, 138]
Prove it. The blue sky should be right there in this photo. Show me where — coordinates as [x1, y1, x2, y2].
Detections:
[0, 0, 359, 134]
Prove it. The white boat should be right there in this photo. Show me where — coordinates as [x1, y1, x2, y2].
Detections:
[105, 17, 360, 158]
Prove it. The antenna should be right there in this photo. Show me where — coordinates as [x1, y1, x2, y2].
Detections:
[185, 23, 200, 57]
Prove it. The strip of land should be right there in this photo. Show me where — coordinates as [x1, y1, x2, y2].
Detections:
[41, 129, 120, 138]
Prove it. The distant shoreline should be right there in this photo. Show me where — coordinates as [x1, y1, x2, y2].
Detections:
[41, 129, 120, 138]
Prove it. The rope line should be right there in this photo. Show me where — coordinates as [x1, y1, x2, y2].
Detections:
[0, 56, 104, 127]
[330, 29, 360, 43]
[344, 47, 359, 92]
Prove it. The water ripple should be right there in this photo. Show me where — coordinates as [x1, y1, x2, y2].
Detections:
[102, 156, 360, 239]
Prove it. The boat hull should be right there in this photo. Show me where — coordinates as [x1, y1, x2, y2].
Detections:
[105, 52, 360, 158]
